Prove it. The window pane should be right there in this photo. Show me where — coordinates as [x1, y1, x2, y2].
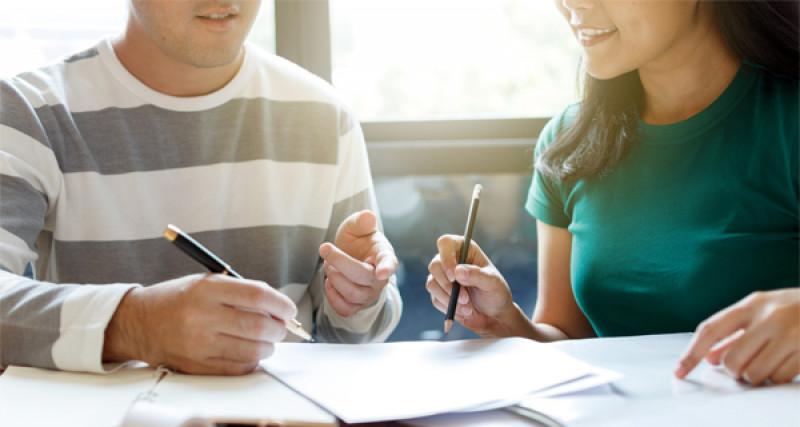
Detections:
[330, 0, 580, 121]
[0, 0, 275, 78]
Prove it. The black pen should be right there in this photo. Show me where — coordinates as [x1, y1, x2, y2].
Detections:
[164, 224, 312, 341]
[444, 184, 482, 334]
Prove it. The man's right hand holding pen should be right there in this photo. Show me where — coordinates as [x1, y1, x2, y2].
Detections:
[102, 274, 298, 376]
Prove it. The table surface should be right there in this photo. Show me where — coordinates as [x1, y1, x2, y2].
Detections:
[2, 334, 798, 427]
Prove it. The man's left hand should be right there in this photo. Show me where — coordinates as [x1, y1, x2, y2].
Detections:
[318, 210, 397, 317]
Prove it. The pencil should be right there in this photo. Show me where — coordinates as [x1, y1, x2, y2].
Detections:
[444, 184, 482, 334]
[163, 224, 313, 342]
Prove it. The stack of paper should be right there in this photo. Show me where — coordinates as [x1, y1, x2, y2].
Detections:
[261, 337, 620, 423]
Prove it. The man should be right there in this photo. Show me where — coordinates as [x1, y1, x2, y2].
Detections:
[0, 0, 402, 375]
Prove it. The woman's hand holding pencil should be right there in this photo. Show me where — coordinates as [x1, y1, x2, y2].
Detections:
[426, 235, 517, 337]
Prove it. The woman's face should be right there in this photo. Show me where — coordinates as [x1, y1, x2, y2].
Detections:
[554, 0, 710, 80]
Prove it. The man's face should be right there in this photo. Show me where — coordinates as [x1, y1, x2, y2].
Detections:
[128, 0, 262, 68]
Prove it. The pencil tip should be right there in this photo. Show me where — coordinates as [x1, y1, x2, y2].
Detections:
[444, 319, 453, 334]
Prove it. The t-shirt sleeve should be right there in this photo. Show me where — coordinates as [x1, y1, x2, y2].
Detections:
[0, 79, 138, 373]
[524, 107, 576, 229]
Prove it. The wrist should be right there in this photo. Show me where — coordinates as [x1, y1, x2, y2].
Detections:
[103, 287, 146, 363]
[477, 302, 532, 339]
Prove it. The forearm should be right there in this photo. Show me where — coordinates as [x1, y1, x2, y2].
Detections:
[0, 271, 136, 372]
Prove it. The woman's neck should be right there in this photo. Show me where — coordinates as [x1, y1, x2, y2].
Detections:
[639, 23, 741, 125]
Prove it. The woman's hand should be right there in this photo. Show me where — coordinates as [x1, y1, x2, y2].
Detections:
[675, 288, 800, 384]
[426, 234, 522, 337]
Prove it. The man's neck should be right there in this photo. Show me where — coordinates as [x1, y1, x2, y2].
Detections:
[110, 31, 244, 97]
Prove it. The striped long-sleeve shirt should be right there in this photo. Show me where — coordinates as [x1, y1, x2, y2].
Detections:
[0, 39, 402, 372]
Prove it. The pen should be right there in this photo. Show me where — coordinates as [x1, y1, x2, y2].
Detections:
[163, 224, 313, 342]
[444, 184, 482, 334]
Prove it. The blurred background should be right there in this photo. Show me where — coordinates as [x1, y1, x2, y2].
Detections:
[1, 0, 580, 341]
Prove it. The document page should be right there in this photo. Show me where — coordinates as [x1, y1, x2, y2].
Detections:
[261, 337, 604, 423]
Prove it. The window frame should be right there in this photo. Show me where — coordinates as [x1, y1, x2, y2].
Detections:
[274, 0, 548, 176]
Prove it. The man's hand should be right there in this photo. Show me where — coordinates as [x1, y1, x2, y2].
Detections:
[103, 273, 298, 375]
[318, 210, 397, 317]
[675, 288, 800, 384]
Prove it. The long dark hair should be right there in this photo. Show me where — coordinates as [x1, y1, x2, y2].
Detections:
[537, 0, 800, 182]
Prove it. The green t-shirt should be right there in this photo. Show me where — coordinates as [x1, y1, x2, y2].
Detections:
[526, 62, 799, 336]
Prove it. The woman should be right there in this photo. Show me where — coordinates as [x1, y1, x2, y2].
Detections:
[426, 0, 799, 384]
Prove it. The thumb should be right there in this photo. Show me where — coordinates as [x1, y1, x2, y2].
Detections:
[343, 210, 378, 237]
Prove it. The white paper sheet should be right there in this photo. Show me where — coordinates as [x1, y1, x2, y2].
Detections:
[0, 363, 153, 427]
[0, 363, 336, 427]
[260, 337, 606, 423]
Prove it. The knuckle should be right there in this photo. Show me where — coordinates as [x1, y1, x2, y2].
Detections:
[695, 319, 718, 337]
[428, 257, 441, 273]
[742, 367, 767, 385]
[722, 356, 744, 376]
[742, 291, 765, 306]
[344, 287, 367, 305]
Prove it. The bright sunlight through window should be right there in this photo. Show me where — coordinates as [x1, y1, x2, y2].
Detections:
[330, 0, 580, 121]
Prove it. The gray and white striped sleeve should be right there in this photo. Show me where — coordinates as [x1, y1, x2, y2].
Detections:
[0, 80, 135, 372]
[312, 111, 402, 343]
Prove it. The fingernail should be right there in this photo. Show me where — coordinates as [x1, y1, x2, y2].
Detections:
[319, 245, 330, 257]
[455, 266, 468, 281]
[446, 269, 454, 282]
[674, 365, 688, 378]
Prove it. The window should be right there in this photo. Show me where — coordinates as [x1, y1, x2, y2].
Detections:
[330, 0, 579, 121]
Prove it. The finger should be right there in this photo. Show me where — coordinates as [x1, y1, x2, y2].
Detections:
[172, 357, 260, 376]
[705, 337, 736, 366]
[208, 276, 297, 321]
[769, 353, 800, 384]
[739, 338, 792, 384]
[436, 234, 463, 282]
[428, 255, 453, 291]
[215, 306, 289, 344]
[325, 264, 379, 306]
[320, 242, 375, 284]
[216, 333, 278, 364]
[675, 307, 751, 379]
[431, 293, 448, 315]
[717, 327, 771, 380]
[324, 278, 363, 317]
[373, 245, 398, 281]
[454, 264, 496, 295]
[426, 274, 452, 312]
